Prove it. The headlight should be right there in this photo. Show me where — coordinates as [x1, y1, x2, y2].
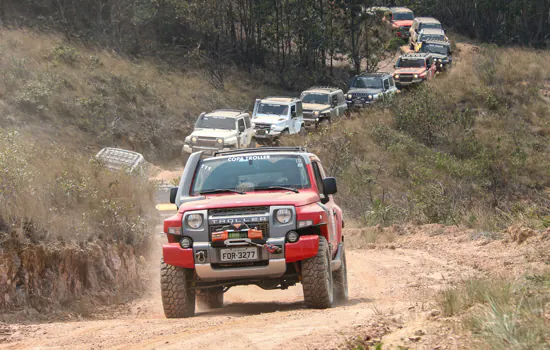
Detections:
[275, 209, 292, 224]
[179, 236, 193, 249]
[368, 95, 373, 99]
[414, 74, 419, 79]
[314, 111, 320, 116]
[347, 94, 352, 99]
[441, 63, 444, 67]
[186, 214, 203, 229]
[394, 74, 400, 79]
[271, 124, 277, 130]
[191, 137, 197, 143]
[216, 138, 223, 144]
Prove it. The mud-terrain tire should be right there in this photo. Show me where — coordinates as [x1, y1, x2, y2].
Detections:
[332, 246, 349, 303]
[276, 129, 290, 146]
[319, 119, 330, 129]
[197, 287, 224, 309]
[301, 236, 334, 309]
[160, 258, 196, 318]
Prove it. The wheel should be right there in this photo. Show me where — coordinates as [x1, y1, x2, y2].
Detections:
[276, 129, 290, 146]
[332, 246, 349, 303]
[160, 258, 196, 318]
[196, 287, 224, 309]
[301, 236, 334, 309]
[319, 119, 330, 129]
[299, 126, 307, 136]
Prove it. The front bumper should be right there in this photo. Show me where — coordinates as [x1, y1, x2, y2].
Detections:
[162, 235, 320, 282]
[183, 144, 234, 156]
[303, 118, 318, 128]
[253, 129, 282, 139]
[395, 78, 425, 86]
[346, 99, 373, 109]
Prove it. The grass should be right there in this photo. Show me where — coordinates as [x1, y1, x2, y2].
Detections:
[289, 45, 550, 231]
[438, 272, 550, 349]
[0, 130, 157, 247]
[0, 29, 286, 162]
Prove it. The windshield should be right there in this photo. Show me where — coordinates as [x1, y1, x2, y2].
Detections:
[397, 59, 425, 68]
[301, 93, 330, 105]
[420, 23, 442, 30]
[191, 155, 311, 194]
[196, 115, 235, 130]
[257, 103, 289, 116]
[421, 44, 449, 55]
[393, 12, 414, 21]
[351, 77, 383, 89]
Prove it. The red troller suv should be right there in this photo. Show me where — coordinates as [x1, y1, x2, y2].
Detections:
[161, 147, 348, 317]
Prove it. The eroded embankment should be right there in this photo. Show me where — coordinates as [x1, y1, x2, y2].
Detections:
[0, 239, 152, 317]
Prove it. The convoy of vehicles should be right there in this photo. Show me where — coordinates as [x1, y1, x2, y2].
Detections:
[346, 72, 398, 109]
[161, 147, 347, 317]
[393, 52, 437, 87]
[300, 87, 347, 128]
[95, 5, 453, 318]
[251, 97, 306, 144]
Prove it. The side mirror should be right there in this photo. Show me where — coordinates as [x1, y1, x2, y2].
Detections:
[239, 124, 246, 133]
[322, 177, 337, 195]
[169, 187, 178, 204]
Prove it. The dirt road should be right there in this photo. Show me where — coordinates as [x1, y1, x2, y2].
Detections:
[1, 239, 478, 349]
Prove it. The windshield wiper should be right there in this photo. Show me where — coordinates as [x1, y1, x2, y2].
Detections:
[200, 189, 245, 195]
[256, 186, 299, 193]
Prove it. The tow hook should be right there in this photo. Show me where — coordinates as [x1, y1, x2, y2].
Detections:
[247, 241, 282, 254]
[196, 251, 207, 264]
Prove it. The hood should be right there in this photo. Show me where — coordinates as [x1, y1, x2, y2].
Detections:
[190, 128, 237, 138]
[302, 103, 330, 112]
[394, 67, 426, 74]
[252, 115, 288, 125]
[392, 20, 413, 27]
[348, 88, 384, 95]
[179, 191, 320, 212]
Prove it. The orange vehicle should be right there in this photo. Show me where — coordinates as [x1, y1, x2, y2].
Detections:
[387, 7, 415, 39]
[392, 52, 437, 88]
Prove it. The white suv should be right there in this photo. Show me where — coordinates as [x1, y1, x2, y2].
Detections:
[252, 97, 306, 144]
[183, 110, 256, 161]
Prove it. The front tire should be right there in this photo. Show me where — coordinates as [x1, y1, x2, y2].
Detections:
[299, 126, 307, 136]
[333, 246, 349, 303]
[196, 287, 224, 310]
[301, 236, 334, 309]
[160, 258, 196, 318]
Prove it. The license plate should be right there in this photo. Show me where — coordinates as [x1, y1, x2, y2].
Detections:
[220, 247, 258, 262]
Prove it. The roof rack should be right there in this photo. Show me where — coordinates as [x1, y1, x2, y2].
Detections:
[264, 96, 300, 101]
[305, 86, 340, 91]
[212, 108, 247, 114]
[402, 52, 431, 58]
[214, 146, 307, 157]
[421, 39, 450, 46]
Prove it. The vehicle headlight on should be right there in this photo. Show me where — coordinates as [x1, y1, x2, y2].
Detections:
[414, 74, 419, 79]
[368, 95, 373, 99]
[394, 74, 400, 79]
[186, 213, 204, 229]
[191, 136, 198, 143]
[347, 94, 352, 99]
[313, 111, 320, 116]
[179, 236, 193, 249]
[275, 208, 292, 224]
[216, 138, 223, 144]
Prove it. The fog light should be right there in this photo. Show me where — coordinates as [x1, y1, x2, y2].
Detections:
[287, 231, 299, 243]
[180, 236, 193, 249]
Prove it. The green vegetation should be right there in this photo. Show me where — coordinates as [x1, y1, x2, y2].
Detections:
[439, 272, 550, 349]
[0, 131, 156, 247]
[296, 45, 550, 230]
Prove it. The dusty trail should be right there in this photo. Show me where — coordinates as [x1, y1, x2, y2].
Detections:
[1, 244, 475, 350]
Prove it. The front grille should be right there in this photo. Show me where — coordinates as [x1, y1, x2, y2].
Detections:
[399, 75, 413, 82]
[196, 137, 218, 148]
[351, 93, 373, 99]
[254, 123, 271, 131]
[210, 206, 269, 217]
[209, 221, 270, 240]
